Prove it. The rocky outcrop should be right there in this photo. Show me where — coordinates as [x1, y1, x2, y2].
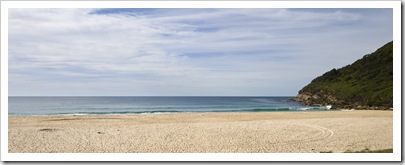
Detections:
[293, 92, 391, 110]
[293, 92, 337, 107]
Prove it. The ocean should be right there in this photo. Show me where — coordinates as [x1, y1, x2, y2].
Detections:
[8, 96, 330, 116]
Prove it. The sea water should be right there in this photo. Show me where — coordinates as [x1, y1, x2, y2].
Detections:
[8, 96, 329, 116]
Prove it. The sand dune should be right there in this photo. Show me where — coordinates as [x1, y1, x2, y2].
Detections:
[8, 110, 392, 153]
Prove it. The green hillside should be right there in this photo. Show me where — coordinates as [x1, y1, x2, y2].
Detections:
[294, 41, 393, 109]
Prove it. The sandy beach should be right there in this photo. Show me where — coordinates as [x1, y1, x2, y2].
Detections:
[8, 110, 392, 153]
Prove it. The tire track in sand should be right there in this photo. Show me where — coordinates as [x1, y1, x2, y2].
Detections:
[267, 123, 334, 145]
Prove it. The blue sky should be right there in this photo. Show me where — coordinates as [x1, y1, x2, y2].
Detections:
[8, 8, 393, 96]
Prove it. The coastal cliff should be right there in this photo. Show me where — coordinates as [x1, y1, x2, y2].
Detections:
[294, 41, 393, 110]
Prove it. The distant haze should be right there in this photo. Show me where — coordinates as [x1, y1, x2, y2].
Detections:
[8, 8, 393, 96]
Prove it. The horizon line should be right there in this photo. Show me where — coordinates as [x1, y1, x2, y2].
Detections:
[8, 95, 297, 97]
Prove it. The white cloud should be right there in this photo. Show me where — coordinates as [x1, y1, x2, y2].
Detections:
[8, 8, 393, 96]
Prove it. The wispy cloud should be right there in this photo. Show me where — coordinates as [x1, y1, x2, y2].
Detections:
[8, 8, 393, 96]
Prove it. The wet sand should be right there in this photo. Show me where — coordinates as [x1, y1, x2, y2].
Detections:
[8, 110, 392, 153]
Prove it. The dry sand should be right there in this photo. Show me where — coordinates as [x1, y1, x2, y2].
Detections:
[8, 110, 392, 153]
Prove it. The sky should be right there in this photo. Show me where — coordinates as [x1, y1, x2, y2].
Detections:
[8, 8, 393, 96]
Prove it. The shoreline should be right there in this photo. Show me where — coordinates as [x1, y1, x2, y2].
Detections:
[8, 108, 393, 117]
[9, 110, 393, 153]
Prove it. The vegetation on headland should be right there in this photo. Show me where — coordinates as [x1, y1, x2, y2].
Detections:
[294, 41, 393, 110]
